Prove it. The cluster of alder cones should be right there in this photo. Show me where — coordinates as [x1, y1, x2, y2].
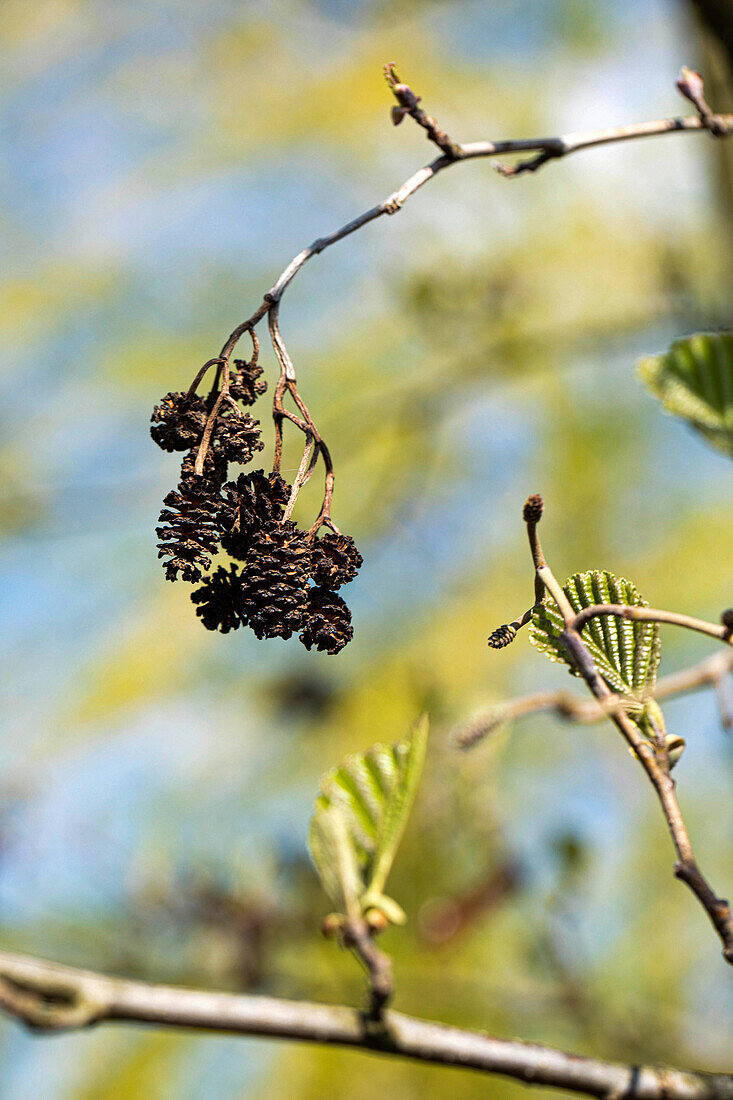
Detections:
[151, 360, 361, 654]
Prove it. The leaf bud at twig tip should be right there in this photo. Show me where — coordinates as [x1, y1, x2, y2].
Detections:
[676, 65, 705, 105]
[522, 494, 544, 524]
[721, 608, 733, 636]
[488, 624, 516, 649]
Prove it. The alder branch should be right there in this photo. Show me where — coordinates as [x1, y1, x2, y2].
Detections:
[519, 498, 733, 964]
[223, 65, 733, 345]
[201, 65, 733, 528]
[455, 649, 733, 749]
[571, 604, 733, 646]
[0, 949, 731, 1099]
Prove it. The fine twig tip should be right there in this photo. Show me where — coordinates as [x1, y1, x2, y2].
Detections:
[676, 65, 729, 136]
[523, 494, 544, 524]
[383, 62, 398, 87]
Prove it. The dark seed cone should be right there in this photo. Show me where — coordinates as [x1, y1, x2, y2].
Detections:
[151, 392, 207, 452]
[243, 523, 311, 640]
[180, 447, 228, 488]
[299, 587, 353, 655]
[310, 533, 363, 589]
[156, 477, 223, 583]
[191, 564, 247, 633]
[488, 623, 516, 649]
[212, 410, 265, 465]
[219, 471, 291, 560]
[522, 494, 544, 524]
[229, 359, 267, 406]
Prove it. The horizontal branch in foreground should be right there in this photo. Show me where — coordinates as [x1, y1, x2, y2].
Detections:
[0, 949, 731, 1099]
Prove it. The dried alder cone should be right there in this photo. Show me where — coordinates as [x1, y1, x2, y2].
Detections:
[151, 356, 361, 653]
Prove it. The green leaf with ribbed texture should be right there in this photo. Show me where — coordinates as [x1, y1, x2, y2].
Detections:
[529, 571, 660, 699]
[638, 332, 733, 457]
[308, 715, 428, 924]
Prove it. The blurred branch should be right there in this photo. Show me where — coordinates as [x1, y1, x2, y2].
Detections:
[456, 649, 733, 749]
[0, 948, 731, 1098]
[519, 497, 733, 965]
[690, 0, 733, 75]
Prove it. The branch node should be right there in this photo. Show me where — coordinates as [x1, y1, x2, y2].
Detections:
[676, 66, 729, 137]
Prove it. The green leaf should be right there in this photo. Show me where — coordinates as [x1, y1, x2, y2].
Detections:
[308, 715, 428, 924]
[638, 331, 733, 457]
[529, 570, 660, 699]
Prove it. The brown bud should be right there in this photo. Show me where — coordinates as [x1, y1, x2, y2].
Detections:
[721, 608, 733, 636]
[321, 913, 344, 940]
[523, 494, 544, 524]
[365, 908, 389, 934]
[676, 66, 705, 107]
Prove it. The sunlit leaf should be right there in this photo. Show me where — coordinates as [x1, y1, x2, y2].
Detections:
[308, 715, 428, 924]
[529, 570, 660, 698]
[638, 332, 733, 457]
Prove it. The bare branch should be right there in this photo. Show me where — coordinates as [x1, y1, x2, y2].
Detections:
[202, 68, 733, 529]
[458, 654, 733, 747]
[455, 650, 733, 749]
[0, 948, 730, 1098]
[571, 604, 733, 647]
[218, 67, 733, 361]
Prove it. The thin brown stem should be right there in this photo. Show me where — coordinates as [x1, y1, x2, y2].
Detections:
[571, 604, 733, 646]
[458, 650, 733, 748]
[282, 437, 315, 523]
[184, 357, 224, 402]
[223, 69, 732, 345]
[342, 916, 394, 1020]
[384, 63, 462, 158]
[203, 69, 730, 537]
[194, 358, 231, 477]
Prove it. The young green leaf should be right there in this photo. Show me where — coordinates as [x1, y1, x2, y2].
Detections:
[529, 570, 661, 699]
[638, 332, 733, 458]
[308, 715, 429, 925]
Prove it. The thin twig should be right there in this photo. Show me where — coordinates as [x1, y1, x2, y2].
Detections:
[204, 67, 731, 532]
[342, 916, 394, 1020]
[210, 69, 733, 374]
[0, 949, 730, 1098]
[455, 651, 733, 749]
[571, 604, 733, 647]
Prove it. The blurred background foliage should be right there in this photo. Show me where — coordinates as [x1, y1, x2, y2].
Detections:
[1, 0, 732, 1096]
